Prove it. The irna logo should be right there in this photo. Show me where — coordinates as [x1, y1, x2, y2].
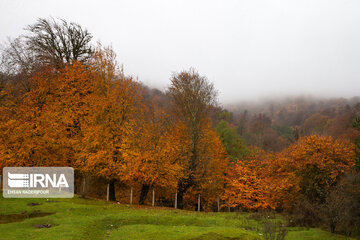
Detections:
[7, 172, 69, 188]
[3, 167, 74, 198]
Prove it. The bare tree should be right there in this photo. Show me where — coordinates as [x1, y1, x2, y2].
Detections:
[25, 17, 94, 67]
[0, 37, 37, 76]
[1, 17, 93, 73]
[168, 68, 218, 209]
[0, 17, 94, 92]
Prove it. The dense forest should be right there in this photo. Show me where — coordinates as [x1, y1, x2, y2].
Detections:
[223, 96, 360, 151]
[0, 18, 359, 237]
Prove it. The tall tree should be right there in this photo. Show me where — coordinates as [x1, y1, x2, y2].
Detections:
[168, 68, 218, 209]
[188, 126, 228, 210]
[78, 46, 143, 201]
[130, 106, 187, 205]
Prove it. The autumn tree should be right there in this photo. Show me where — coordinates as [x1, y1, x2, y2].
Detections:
[77, 46, 143, 201]
[224, 160, 269, 210]
[223, 147, 274, 210]
[269, 135, 355, 208]
[224, 135, 356, 212]
[0, 62, 95, 168]
[129, 106, 188, 204]
[168, 68, 218, 209]
[188, 126, 228, 210]
[0, 76, 17, 169]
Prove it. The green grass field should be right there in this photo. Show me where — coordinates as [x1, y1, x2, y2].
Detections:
[0, 194, 353, 240]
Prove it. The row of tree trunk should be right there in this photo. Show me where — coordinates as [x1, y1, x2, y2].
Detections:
[81, 177, 228, 212]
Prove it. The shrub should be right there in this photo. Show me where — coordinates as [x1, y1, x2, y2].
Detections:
[262, 219, 288, 240]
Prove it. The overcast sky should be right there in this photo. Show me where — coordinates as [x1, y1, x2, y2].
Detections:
[1, 0, 360, 103]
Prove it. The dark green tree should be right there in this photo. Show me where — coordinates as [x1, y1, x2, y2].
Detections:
[216, 120, 248, 162]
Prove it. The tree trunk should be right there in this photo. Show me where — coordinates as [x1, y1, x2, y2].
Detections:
[176, 176, 193, 209]
[330, 222, 336, 233]
[152, 189, 155, 207]
[175, 192, 178, 208]
[81, 176, 86, 198]
[139, 184, 150, 205]
[106, 184, 109, 201]
[176, 143, 197, 209]
[130, 187, 133, 204]
[197, 194, 200, 212]
[108, 179, 116, 201]
[177, 189, 185, 209]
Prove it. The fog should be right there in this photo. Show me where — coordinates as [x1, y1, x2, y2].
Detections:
[1, 0, 360, 103]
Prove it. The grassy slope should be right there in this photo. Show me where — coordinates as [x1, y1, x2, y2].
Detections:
[0, 195, 352, 240]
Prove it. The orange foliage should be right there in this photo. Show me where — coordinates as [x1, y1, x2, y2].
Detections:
[267, 135, 356, 208]
[126, 106, 188, 189]
[223, 136, 355, 211]
[223, 147, 274, 210]
[189, 127, 228, 209]
[77, 48, 143, 182]
[0, 62, 94, 168]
